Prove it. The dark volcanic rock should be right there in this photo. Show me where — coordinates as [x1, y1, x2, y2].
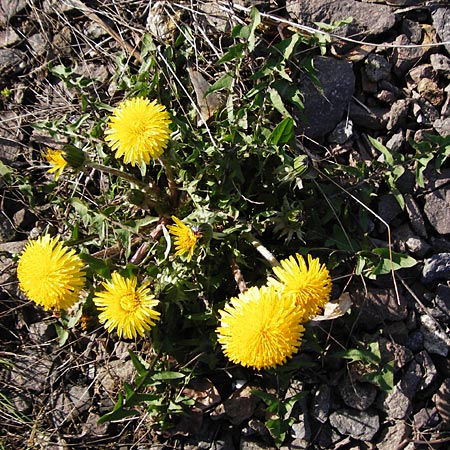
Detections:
[433, 378, 450, 430]
[350, 287, 408, 327]
[376, 421, 411, 450]
[390, 34, 429, 77]
[430, 53, 450, 79]
[365, 54, 392, 82]
[286, 0, 395, 39]
[349, 102, 388, 130]
[420, 314, 450, 357]
[311, 384, 331, 423]
[380, 360, 421, 420]
[414, 407, 440, 430]
[415, 351, 438, 391]
[338, 380, 377, 411]
[424, 186, 450, 235]
[404, 194, 428, 238]
[295, 56, 355, 141]
[434, 284, 450, 321]
[329, 408, 379, 440]
[422, 253, 450, 284]
[0, 48, 26, 75]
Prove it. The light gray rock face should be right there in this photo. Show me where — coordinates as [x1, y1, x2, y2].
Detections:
[0, 0, 27, 27]
[286, 0, 395, 39]
[432, 6, 450, 54]
[295, 56, 355, 141]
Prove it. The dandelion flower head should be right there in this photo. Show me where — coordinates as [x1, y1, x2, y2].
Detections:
[43, 148, 68, 180]
[167, 216, 202, 262]
[93, 272, 160, 339]
[268, 254, 332, 320]
[17, 234, 85, 310]
[216, 285, 305, 370]
[105, 97, 171, 166]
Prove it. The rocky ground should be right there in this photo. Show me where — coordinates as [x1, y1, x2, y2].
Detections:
[1, 0, 450, 449]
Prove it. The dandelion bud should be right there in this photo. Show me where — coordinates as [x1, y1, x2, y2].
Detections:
[62, 144, 86, 169]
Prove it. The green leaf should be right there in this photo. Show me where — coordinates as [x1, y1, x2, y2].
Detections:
[97, 406, 139, 424]
[70, 197, 91, 227]
[126, 393, 160, 408]
[268, 88, 291, 117]
[79, 254, 111, 278]
[247, 7, 261, 52]
[265, 417, 289, 448]
[123, 382, 135, 399]
[0, 160, 12, 182]
[251, 389, 278, 407]
[217, 43, 245, 64]
[337, 348, 380, 365]
[129, 350, 148, 377]
[151, 371, 185, 381]
[274, 33, 301, 60]
[270, 117, 294, 145]
[362, 360, 394, 392]
[284, 392, 306, 409]
[314, 17, 353, 32]
[66, 307, 83, 329]
[368, 135, 394, 166]
[206, 73, 233, 95]
[55, 324, 69, 347]
[371, 248, 417, 275]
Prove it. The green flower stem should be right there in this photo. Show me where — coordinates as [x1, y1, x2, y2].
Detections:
[86, 162, 173, 216]
[242, 232, 280, 267]
[159, 155, 178, 207]
[87, 161, 159, 195]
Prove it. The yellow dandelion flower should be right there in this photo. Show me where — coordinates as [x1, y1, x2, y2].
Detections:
[93, 272, 160, 339]
[216, 285, 305, 370]
[17, 234, 85, 311]
[267, 254, 332, 320]
[105, 97, 171, 166]
[43, 148, 68, 180]
[167, 216, 202, 262]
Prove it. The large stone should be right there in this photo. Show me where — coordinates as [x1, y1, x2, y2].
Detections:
[349, 287, 408, 327]
[53, 384, 91, 426]
[0, 48, 26, 75]
[420, 314, 450, 356]
[0, 0, 26, 27]
[311, 384, 331, 423]
[433, 117, 450, 137]
[213, 385, 260, 425]
[431, 6, 450, 54]
[415, 351, 438, 391]
[390, 34, 429, 77]
[424, 186, 450, 235]
[422, 253, 450, 284]
[430, 53, 450, 79]
[380, 360, 421, 420]
[295, 56, 355, 141]
[286, 0, 395, 39]
[338, 380, 377, 411]
[329, 408, 379, 441]
[377, 422, 411, 450]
